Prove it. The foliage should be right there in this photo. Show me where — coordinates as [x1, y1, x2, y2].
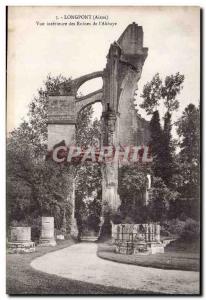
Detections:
[164, 103, 201, 221]
[148, 177, 179, 222]
[78, 197, 102, 234]
[138, 72, 199, 223]
[75, 106, 102, 235]
[7, 129, 73, 230]
[176, 104, 200, 197]
[7, 70, 200, 236]
[140, 72, 184, 188]
[7, 75, 101, 234]
[118, 165, 150, 223]
[177, 104, 200, 162]
[149, 110, 163, 178]
[180, 218, 200, 241]
[160, 112, 176, 186]
[162, 218, 186, 236]
[162, 73, 184, 112]
[27, 74, 71, 155]
[140, 73, 163, 114]
[162, 218, 200, 241]
[76, 105, 101, 148]
[140, 72, 184, 115]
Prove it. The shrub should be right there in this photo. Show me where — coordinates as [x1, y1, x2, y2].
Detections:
[162, 218, 185, 236]
[30, 217, 41, 241]
[180, 219, 200, 241]
[162, 218, 200, 241]
[10, 219, 30, 227]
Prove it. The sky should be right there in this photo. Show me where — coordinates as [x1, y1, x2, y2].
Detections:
[7, 6, 200, 133]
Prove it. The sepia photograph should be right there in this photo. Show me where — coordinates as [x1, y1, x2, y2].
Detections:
[6, 6, 201, 295]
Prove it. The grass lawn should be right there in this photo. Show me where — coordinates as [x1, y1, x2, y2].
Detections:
[6, 239, 157, 295]
[97, 239, 200, 272]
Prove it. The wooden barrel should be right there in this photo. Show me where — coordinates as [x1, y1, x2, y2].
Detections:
[11, 227, 31, 242]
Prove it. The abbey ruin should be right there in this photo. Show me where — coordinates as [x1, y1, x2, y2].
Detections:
[47, 22, 151, 235]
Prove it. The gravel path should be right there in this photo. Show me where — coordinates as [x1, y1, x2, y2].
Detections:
[31, 242, 199, 294]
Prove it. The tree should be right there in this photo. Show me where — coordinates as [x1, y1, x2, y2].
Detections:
[76, 106, 101, 148]
[149, 110, 163, 178]
[27, 74, 72, 156]
[7, 122, 73, 231]
[148, 177, 179, 222]
[175, 104, 200, 219]
[140, 73, 163, 115]
[162, 73, 184, 113]
[160, 111, 176, 186]
[140, 72, 184, 115]
[76, 196, 102, 236]
[177, 104, 200, 164]
[118, 165, 150, 223]
[7, 75, 74, 229]
[7, 74, 102, 235]
[140, 72, 184, 187]
[75, 106, 102, 236]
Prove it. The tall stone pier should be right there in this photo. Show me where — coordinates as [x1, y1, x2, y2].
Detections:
[39, 217, 56, 246]
[47, 23, 150, 236]
[101, 23, 148, 215]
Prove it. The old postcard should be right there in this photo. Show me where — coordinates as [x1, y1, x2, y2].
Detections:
[6, 6, 200, 295]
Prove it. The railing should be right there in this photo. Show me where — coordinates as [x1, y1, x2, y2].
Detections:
[112, 223, 161, 243]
